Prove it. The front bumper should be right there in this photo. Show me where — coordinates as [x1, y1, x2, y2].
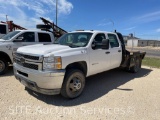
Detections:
[14, 63, 65, 95]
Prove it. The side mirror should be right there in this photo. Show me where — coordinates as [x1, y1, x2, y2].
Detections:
[13, 37, 24, 42]
[102, 39, 109, 49]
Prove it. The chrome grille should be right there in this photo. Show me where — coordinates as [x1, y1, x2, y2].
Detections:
[23, 63, 38, 70]
[16, 53, 40, 61]
[14, 52, 42, 70]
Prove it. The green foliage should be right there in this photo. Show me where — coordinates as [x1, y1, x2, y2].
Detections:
[142, 57, 160, 68]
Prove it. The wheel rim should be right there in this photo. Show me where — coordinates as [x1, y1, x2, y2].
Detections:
[69, 77, 82, 92]
[0, 60, 5, 72]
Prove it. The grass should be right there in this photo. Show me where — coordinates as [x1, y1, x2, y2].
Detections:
[142, 57, 160, 68]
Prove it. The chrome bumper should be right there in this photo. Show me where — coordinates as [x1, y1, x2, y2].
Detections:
[13, 63, 65, 95]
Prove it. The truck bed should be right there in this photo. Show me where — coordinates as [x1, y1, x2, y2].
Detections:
[120, 49, 146, 68]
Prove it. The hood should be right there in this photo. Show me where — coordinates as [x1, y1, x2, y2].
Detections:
[17, 44, 73, 56]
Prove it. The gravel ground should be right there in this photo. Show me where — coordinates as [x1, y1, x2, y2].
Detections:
[0, 66, 160, 120]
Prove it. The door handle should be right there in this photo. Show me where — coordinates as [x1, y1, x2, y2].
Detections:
[118, 50, 121, 52]
[106, 51, 110, 54]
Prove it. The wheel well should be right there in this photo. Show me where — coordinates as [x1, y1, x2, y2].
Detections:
[65, 61, 88, 76]
[0, 52, 12, 64]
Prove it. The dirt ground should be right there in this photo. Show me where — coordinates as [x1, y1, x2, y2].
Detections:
[0, 66, 160, 120]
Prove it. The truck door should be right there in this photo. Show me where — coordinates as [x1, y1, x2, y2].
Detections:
[12, 32, 36, 52]
[89, 33, 111, 75]
[107, 33, 122, 68]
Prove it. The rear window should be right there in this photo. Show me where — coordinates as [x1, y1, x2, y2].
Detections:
[38, 33, 51, 42]
[0, 24, 7, 34]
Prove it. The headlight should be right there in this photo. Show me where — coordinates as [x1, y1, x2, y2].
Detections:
[44, 56, 54, 63]
[43, 56, 62, 70]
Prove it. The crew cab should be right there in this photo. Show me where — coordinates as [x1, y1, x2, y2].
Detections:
[13, 30, 146, 98]
[0, 30, 54, 75]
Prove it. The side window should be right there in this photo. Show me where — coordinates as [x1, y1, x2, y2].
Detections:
[93, 33, 106, 49]
[108, 34, 119, 48]
[17, 32, 35, 42]
[0, 25, 7, 34]
[38, 33, 51, 42]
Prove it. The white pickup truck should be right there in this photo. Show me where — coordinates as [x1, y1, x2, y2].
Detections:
[0, 30, 54, 75]
[13, 30, 146, 99]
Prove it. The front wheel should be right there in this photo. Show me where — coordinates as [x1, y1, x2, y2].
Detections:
[61, 69, 85, 99]
[0, 58, 8, 75]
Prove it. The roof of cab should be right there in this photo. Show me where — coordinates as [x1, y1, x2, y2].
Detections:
[15, 29, 51, 33]
[69, 30, 115, 34]
[0, 23, 7, 25]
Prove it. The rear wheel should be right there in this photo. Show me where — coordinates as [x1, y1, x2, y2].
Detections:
[61, 69, 85, 99]
[0, 58, 8, 75]
[130, 58, 141, 73]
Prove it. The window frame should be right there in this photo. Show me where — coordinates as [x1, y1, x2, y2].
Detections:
[107, 33, 120, 48]
[0, 24, 7, 34]
[92, 33, 106, 50]
[16, 32, 35, 42]
[38, 33, 52, 42]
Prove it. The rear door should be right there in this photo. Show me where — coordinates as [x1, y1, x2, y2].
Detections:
[107, 33, 122, 68]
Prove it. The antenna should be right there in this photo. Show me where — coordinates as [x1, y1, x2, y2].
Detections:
[6, 15, 8, 22]
[109, 19, 114, 31]
[56, 0, 58, 26]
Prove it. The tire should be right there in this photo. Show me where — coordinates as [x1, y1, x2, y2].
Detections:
[36, 24, 51, 29]
[0, 58, 8, 75]
[61, 69, 85, 99]
[130, 58, 141, 73]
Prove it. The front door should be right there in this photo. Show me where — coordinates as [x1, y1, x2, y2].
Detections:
[89, 33, 111, 75]
[12, 32, 36, 52]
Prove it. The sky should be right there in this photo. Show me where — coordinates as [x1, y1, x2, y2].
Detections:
[0, 0, 160, 40]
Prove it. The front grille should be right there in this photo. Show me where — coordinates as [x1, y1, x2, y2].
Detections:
[14, 52, 42, 70]
[16, 53, 40, 61]
[23, 63, 38, 70]
[15, 59, 39, 70]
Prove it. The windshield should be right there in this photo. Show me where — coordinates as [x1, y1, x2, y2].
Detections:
[55, 32, 93, 48]
[1, 31, 20, 40]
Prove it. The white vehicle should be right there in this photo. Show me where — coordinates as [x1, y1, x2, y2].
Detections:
[0, 30, 54, 75]
[0, 21, 26, 38]
[13, 30, 146, 98]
